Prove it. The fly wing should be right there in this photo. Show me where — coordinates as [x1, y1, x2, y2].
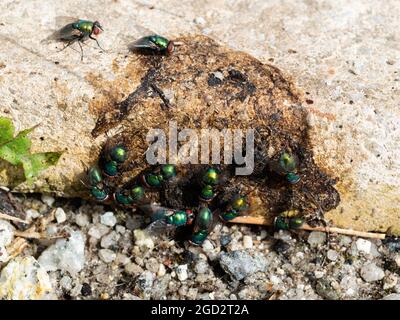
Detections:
[128, 36, 159, 51]
[54, 23, 82, 41]
[209, 208, 222, 232]
[138, 203, 172, 222]
[145, 219, 176, 238]
[44, 16, 81, 42]
[55, 16, 80, 27]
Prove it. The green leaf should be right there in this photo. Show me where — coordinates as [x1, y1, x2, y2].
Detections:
[0, 117, 62, 182]
[0, 133, 32, 165]
[0, 117, 15, 145]
[20, 152, 61, 181]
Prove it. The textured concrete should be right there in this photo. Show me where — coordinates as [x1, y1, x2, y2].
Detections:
[0, 0, 398, 232]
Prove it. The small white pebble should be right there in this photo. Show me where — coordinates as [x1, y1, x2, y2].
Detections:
[70, 284, 83, 297]
[59, 276, 73, 291]
[0, 220, 14, 247]
[176, 264, 188, 281]
[134, 230, 154, 250]
[270, 275, 280, 285]
[243, 235, 253, 249]
[54, 207, 67, 223]
[115, 253, 130, 266]
[75, 213, 90, 227]
[194, 16, 206, 25]
[98, 249, 116, 263]
[25, 209, 40, 220]
[100, 231, 119, 249]
[327, 249, 339, 261]
[276, 268, 285, 276]
[202, 240, 214, 252]
[115, 225, 126, 234]
[124, 262, 143, 275]
[88, 224, 110, 239]
[100, 212, 117, 227]
[41, 194, 55, 207]
[46, 224, 58, 235]
[259, 230, 268, 240]
[356, 239, 372, 254]
[157, 264, 166, 277]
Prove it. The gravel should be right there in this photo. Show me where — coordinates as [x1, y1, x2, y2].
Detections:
[0, 256, 54, 299]
[0, 195, 397, 300]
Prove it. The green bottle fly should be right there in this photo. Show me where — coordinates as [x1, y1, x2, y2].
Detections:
[130, 34, 174, 55]
[51, 18, 104, 61]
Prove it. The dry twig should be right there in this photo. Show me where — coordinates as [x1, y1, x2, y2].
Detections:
[230, 215, 386, 240]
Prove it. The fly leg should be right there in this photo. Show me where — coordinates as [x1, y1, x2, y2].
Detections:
[89, 35, 105, 51]
[77, 41, 84, 61]
[58, 40, 77, 52]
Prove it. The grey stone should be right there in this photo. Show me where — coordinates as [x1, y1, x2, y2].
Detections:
[100, 231, 120, 249]
[38, 230, 85, 275]
[194, 260, 209, 274]
[327, 249, 339, 262]
[0, 220, 14, 247]
[88, 224, 110, 239]
[360, 262, 385, 282]
[98, 249, 116, 263]
[145, 257, 160, 273]
[219, 250, 267, 281]
[307, 232, 326, 247]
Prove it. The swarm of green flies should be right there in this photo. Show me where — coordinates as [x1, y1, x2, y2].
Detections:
[85, 141, 305, 245]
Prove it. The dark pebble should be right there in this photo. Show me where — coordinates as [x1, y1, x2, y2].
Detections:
[81, 283, 92, 297]
[273, 239, 290, 253]
[384, 238, 400, 252]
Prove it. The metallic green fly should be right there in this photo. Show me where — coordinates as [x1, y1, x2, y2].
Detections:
[138, 204, 195, 238]
[190, 207, 216, 245]
[129, 34, 174, 55]
[49, 17, 104, 61]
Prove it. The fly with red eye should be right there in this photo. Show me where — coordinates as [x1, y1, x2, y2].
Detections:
[50, 18, 105, 61]
[91, 21, 103, 37]
[88, 21, 104, 52]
